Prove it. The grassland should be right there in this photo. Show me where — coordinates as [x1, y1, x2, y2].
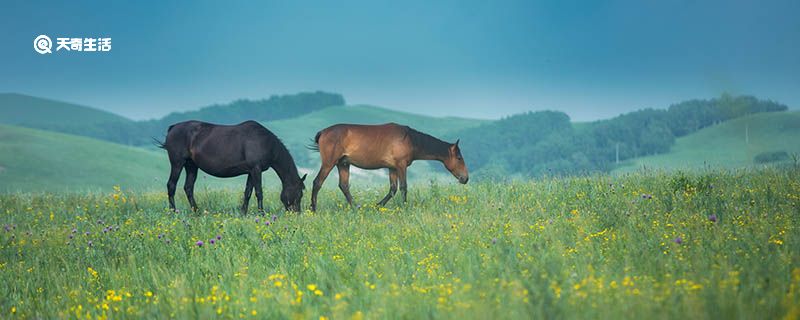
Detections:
[1, 168, 798, 319]
[615, 111, 800, 174]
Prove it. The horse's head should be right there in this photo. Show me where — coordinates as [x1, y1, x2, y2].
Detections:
[444, 139, 469, 184]
[281, 173, 307, 212]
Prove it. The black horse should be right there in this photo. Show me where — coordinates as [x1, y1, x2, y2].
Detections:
[158, 120, 306, 213]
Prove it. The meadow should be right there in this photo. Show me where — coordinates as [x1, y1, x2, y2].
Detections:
[1, 168, 798, 319]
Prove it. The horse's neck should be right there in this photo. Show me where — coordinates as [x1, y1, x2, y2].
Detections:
[271, 152, 298, 187]
[411, 133, 450, 162]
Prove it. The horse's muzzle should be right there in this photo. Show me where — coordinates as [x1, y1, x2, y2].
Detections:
[458, 176, 469, 184]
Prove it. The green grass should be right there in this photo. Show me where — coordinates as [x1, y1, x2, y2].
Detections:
[614, 111, 800, 174]
[1, 169, 798, 319]
[0, 93, 132, 127]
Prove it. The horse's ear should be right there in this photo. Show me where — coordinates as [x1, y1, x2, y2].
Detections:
[455, 139, 460, 147]
[301, 173, 307, 182]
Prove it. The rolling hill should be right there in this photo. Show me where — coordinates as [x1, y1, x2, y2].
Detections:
[613, 111, 800, 173]
[0, 124, 165, 192]
[0, 93, 132, 127]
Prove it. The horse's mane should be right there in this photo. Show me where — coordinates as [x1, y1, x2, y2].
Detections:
[404, 126, 450, 159]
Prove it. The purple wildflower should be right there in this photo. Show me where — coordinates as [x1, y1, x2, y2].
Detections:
[158, 234, 163, 239]
[69, 234, 74, 239]
[708, 214, 718, 223]
[72, 228, 77, 234]
[673, 237, 683, 245]
[255, 218, 260, 224]
[492, 237, 498, 245]
[216, 235, 222, 241]
[196, 240, 204, 247]
[271, 215, 278, 222]
[210, 239, 216, 245]
[85, 231, 91, 236]
[265, 221, 271, 226]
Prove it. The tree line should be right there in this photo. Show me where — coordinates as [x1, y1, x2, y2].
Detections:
[41, 91, 345, 146]
[449, 94, 788, 178]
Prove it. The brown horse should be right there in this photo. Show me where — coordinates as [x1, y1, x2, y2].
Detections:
[308, 123, 468, 211]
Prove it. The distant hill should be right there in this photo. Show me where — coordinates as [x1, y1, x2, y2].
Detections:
[155, 91, 344, 125]
[0, 91, 346, 146]
[613, 111, 800, 173]
[0, 93, 132, 126]
[451, 94, 788, 178]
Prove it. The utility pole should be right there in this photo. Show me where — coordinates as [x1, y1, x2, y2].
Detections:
[745, 123, 749, 145]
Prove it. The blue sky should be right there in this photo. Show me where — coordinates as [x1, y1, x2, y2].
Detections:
[1, 0, 798, 121]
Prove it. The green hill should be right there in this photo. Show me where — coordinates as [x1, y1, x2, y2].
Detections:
[614, 111, 800, 173]
[0, 125, 165, 192]
[0, 125, 261, 193]
[0, 93, 132, 126]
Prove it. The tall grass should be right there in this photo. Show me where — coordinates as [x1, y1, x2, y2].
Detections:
[1, 168, 798, 319]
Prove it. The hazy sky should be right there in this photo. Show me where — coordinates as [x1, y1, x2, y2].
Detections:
[1, 0, 798, 121]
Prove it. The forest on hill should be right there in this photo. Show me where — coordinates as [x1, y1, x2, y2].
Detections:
[450, 94, 788, 178]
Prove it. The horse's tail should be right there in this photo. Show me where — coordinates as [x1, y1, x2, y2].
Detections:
[306, 131, 322, 152]
[152, 124, 175, 149]
[152, 137, 167, 149]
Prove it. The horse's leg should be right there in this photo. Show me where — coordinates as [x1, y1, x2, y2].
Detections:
[241, 174, 254, 214]
[166, 161, 184, 211]
[377, 169, 398, 206]
[336, 163, 354, 206]
[252, 168, 265, 213]
[183, 162, 199, 212]
[398, 165, 409, 203]
[311, 163, 335, 212]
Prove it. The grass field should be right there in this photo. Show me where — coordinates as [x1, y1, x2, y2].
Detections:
[615, 111, 800, 174]
[1, 168, 798, 319]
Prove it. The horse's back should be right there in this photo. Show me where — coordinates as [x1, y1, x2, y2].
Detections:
[315, 123, 413, 168]
[163, 120, 288, 177]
